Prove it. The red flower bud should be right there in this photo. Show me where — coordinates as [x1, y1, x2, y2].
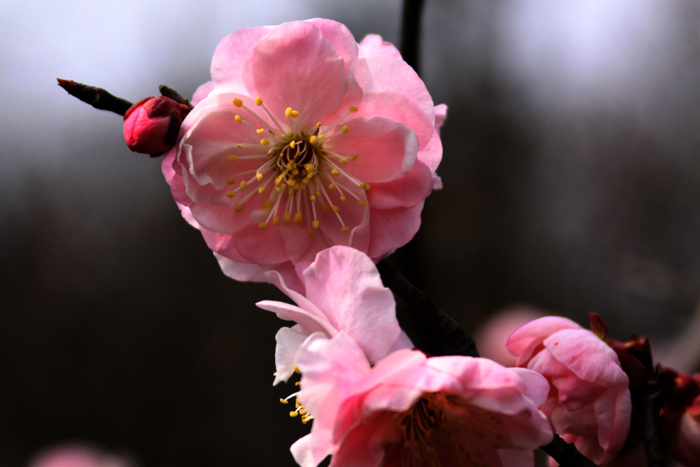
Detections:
[123, 96, 189, 155]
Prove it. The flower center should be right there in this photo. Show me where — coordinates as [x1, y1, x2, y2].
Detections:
[221, 97, 370, 238]
[390, 392, 506, 467]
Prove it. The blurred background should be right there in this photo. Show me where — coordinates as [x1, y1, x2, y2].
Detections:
[3, 0, 700, 465]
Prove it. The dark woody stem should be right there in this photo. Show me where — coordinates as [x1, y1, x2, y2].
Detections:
[541, 436, 598, 467]
[400, 0, 425, 73]
[57, 78, 133, 116]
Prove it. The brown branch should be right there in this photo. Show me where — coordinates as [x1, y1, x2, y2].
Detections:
[540, 435, 598, 467]
[57, 78, 133, 116]
[159, 84, 193, 110]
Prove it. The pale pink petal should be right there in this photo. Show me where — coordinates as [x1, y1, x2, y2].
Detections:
[279, 218, 334, 265]
[354, 56, 435, 149]
[324, 117, 417, 183]
[191, 81, 215, 106]
[507, 316, 583, 366]
[367, 160, 432, 210]
[252, 21, 347, 122]
[256, 300, 336, 338]
[497, 448, 535, 467]
[367, 200, 424, 259]
[544, 329, 628, 388]
[435, 103, 448, 129]
[273, 325, 310, 385]
[302, 246, 401, 363]
[211, 26, 271, 94]
[359, 34, 401, 59]
[593, 387, 632, 464]
[329, 412, 398, 467]
[231, 222, 290, 264]
[510, 367, 552, 407]
[214, 253, 266, 281]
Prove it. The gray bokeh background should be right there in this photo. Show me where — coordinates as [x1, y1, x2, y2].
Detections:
[3, 0, 700, 465]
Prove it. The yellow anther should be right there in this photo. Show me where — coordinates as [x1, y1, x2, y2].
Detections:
[290, 140, 296, 149]
[349, 106, 359, 113]
[287, 180, 296, 187]
[305, 164, 314, 171]
[315, 191, 321, 197]
[341, 125, 348, 133]
[226, 178, 236, 185]
[323, 204, 332, 213]
[273, 217, 281, 226]
[275, 176, 283, 185]
[295, 381, 300, 386]
[255, 96, 263, 106]
[279, 398, 289, 404]
[290, 110, 299, 118]
[318, 134, 325, 140]
[312, 220, 320, 229]
[226, 191, 236, 198]
[258, 186, 266, 195]
[259, 222, 267, 230]
[237, 144, 243, 148]
[358, 200, 367, 206]
[295, 399, 301, 407]
[284, 213, 291, 222]
[233, 98, 243, 107]
[294, 212, 303, 224]
[307, 229, 315, 238]
[289, 411, 299, 418]
[330, 169, 339, 176]
[256, 173, 263, 181]
[298, 408, 307, 416]
[339, 158, 348, 164]
[351, 153, 358, 161]
[240, 181, 247, 189]
[310, 195, 316, 202]
[235, 205, 244, 212]
[263, 199, 271, 208]
[275, 186, 281, 193]
[332, 205, 339, 212]
[228, 155, 238, 162]
[340, 196, 346, 201]
[309, 135, 317, 144]
[256, 128, 264, 135]
[328, 183, 336, 190]
[316, 122, 322, 127]
[234, 115, 242, 123]
[360, 182, 371, 192]
[260, 138, 269, 146]
[285, 107, 293, 117]
[293, 169, 299, 175]
[341, 226, 349, 233]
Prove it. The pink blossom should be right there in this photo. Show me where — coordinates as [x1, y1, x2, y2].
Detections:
[162, 19, 445, 285]
[256, 245, 410, 384]
[291, 332, 553, 467]
[29, 444, 136, 467]
[123, 96, 189, 154]
[507, 316, 632, 465]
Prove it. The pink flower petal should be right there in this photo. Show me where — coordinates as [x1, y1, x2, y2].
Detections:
[273, 325, 312, 385]
[252, 21, 347, 122]
[367, 160, 432, 210]
[359, 34, 401, 59]
[507, 316, 582, 366]
[367, 200, 425, 259]
[211, 26, 272, 94]
[191, 81, 215, 106]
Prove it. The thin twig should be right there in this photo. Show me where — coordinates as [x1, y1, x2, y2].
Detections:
[57, 78, 133, 116]
[377, 260, 478, 357]
[540, 435, 598, 467]
[400, 0, 425, 73]
[159, 85, 194, 110]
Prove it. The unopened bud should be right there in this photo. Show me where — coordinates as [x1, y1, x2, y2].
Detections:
[123, 96, 189, 155]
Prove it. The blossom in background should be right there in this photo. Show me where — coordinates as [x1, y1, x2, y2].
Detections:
[659, 368, 700, 466]
[507, 316, 632, 465]
[292, 332, 553, 467]
[29, 444, 136, 467]
[123, 96, 189, 154]
[256, 245, 410, 385]
[162, 19, 445, 285]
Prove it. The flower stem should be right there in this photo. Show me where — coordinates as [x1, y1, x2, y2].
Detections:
[400, 0, 425, 74]
[540, 435, 598, 467]
[57, 78, 133, 116]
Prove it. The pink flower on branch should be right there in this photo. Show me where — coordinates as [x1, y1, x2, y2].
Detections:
[257, 245, 411, 385]
[507, 316, 632, 465]
[162, 19, 445, 284]
[124, 96, 189, 154]
[292, 333, 553, 467]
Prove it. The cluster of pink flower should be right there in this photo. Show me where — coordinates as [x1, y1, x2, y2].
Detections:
[120, 18, 700, 467]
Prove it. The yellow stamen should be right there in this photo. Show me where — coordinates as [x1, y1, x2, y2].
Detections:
[234, 115, 242, 123]
[332, 205, 339, 212]
[339, 158, 348, 164]
[235, 205, 244, 212]
[255, 96, 263, 106]
[307, 229, 315, 238]
[323, 204, 332, 213]
[360, 182, 371, 192]
[316, 122, 322, 127]
[290, 110, 299, 118]
[285, 107, 293, 117]
[240, 181, 247, 189]
[294, 212, 303, 224]
[275, 186, 281, 193]
[330, 169, 339, 176]
[328, 183, 336, 190]
[309, 195, 316, 202]
[237, 144, 243, 148]
[340, 196, 346, 201]
[259, 222, 267, 230]
[228, 155, 238, 162]
[341, 226, 349, 233]
[309, 135, 317, 144]
[233, 98, 243, 107]
[279, 398, 289, 404]
[290, 140, 296, 149]
[258, 186, 266, 195]
[341, 125, 348, 133]
[273, 217, 281, 226]
[260, 138, 269, 146]
[256, 173, 263, 181]
[289, 411, 299, 418]
[312, 220, 320, 229]
[256, 128, 264, 135]
[351, 153, 358, 161]
[226, 191, 236, 198]
[284, 213, 291, 222]
[349, 106, 358, 113]
[226, 178, 236, 185]
[358, 200, 367, 206]
[318, 134, 325, 140]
